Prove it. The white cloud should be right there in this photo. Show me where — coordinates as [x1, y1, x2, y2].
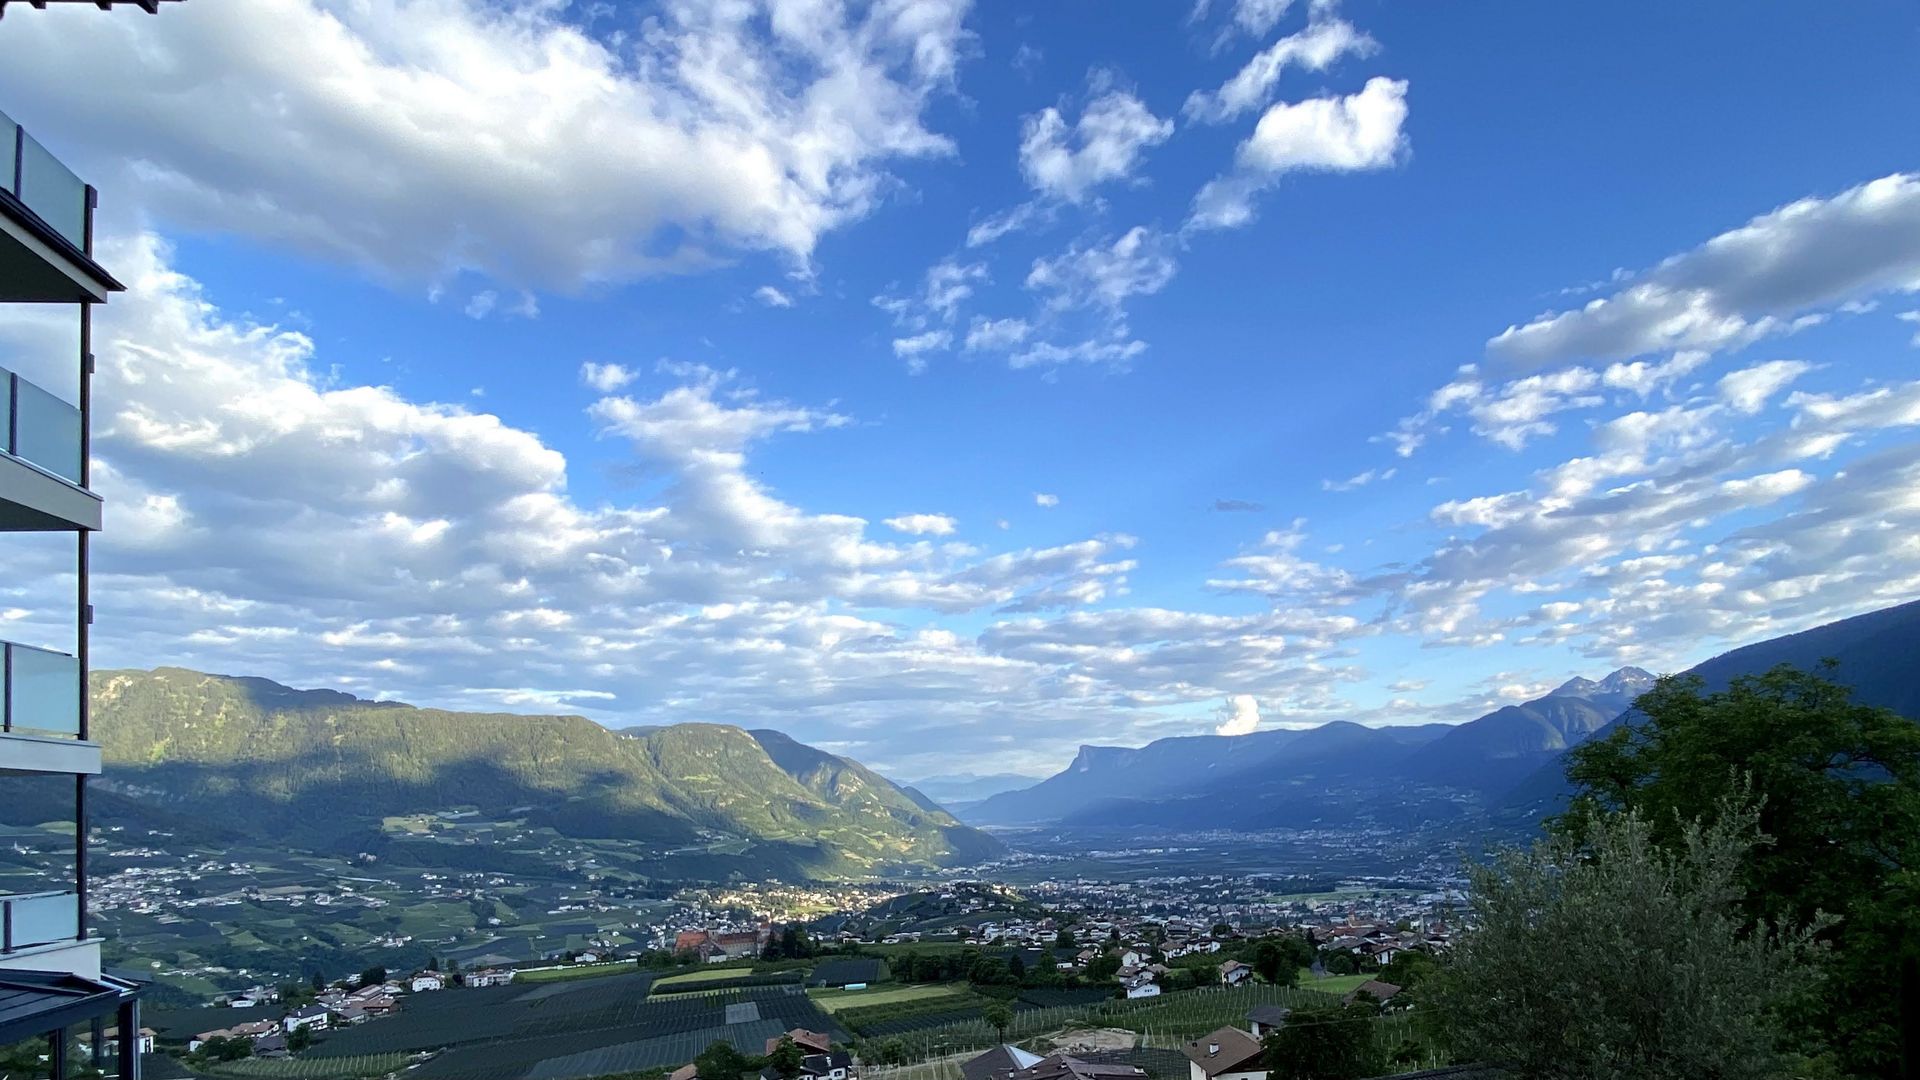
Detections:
[0, 0, 974, 290]
[1323, 466, 1395, 492]
[1898, 310, 1920, 346]
[753, 286, 795, 308]
[966, 201, 1051, 248]
[1189, 76, 1410, 230]
[1230, 0, 1295, 37]
[580, 362, 637, 393]
[463, 291, 498, 320]
[1488, 173, 1920, 372]
[1009, 336, 1149, 370]
[964, 317, 1032, 352]
[884, 514, 958, 536]
[892, 329, 953, 371]
[1214, 693, 1261, 736]
[1019, 78, 1173, 203]
[1717, 359, 1812, 414]
[1027, 227, 1177, 312]
[1034, 493, 1060, 508]
[1183, 18, 1376, 123]
[874, 259, 987, 368]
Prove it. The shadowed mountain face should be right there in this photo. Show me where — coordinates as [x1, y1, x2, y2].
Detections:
[962, 665, 1663, 830]
[1497, 599, 1920, 823]
[89, 667, 1001, 877]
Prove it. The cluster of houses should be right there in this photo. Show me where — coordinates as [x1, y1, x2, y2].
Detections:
[1306, 917, 1451, 965]
[674, 926, 773, 962]
[187, 966, 519, 1057]
[954, 981, 1411, 1080]
[962, 1046, 1150, 1080]
[666, 1028, 857, 1080]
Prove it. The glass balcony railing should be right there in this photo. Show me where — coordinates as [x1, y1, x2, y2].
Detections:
[2, 640, 82, 738]
[2, 107, 89, 252]
[2, 366, 83, 484]
[0, 890, 81, 952]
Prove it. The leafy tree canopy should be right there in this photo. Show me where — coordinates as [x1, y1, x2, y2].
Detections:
[1426, 802, 1825, 1080]
[1555, 664, 1920, 1073]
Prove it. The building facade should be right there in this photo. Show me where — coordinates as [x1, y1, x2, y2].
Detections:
[0, 103, 139, 1077]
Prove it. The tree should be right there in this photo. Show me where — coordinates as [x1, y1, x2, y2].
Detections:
[1251, 940, 1302, 986]
[872, 1039, 909, 1066]
[983, 1002, 1014, 1043]
[1322, 952, 1355, 976]
[1556, 665, 1920, 1074]
[695, 1040, 749, 1080]
[1086, 953, 1121, 981]
[199, 1036, 253, 1063]
[1211, 922, 1233, 938]
[357, 966, 387, 989]
[309, 970, 325, 992]
[1262, 1004, 1381, 1080]
[1008, 952, 1027, 980]
[1424, 803, 1824, 1080]
[287, 1026, 315, 1053]
[1055, 928, 1076, 949]
[1376, 951, 1435, 992]
[767, 1036, 805, 1078]
[426, 956, 439, 972]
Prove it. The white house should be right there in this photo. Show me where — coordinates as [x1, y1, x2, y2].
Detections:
[283, 1005, 331, 1034]
[465, 968, 515, 987]
[410, 973, 446, 993]
[1219, 960, 1253, 987]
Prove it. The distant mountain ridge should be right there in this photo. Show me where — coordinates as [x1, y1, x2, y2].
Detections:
[964, 665, 1658, 829]
[89, 667, 1001, 877]
[1498, 601, 1920, 821]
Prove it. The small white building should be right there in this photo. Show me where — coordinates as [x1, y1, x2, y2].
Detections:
[283, 1005, 331, 1034]
[410, 972, 446, 993]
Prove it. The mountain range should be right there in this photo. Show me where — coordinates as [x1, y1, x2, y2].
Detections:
[87, 667, 1002, 878]
[966, 599, 1920, 831]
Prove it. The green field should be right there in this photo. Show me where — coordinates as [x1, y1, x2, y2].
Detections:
[652, 966, 764, 989]
[513, 961, 637, 983]
[1295, 971, 1372, 995]
[808, 984, 967, 1014]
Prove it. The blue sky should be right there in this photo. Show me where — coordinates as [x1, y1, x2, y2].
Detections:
[0, 0, 1916, 779]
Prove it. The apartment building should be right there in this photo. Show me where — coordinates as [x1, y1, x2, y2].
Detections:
[0, 104, 138, 1077]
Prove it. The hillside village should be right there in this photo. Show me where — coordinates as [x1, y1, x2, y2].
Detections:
[137, 875, 1456, 1080]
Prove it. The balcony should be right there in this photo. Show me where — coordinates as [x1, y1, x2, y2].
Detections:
[0, 890, 80, 954]
[0, 365, 98, 531]
[0, 107, 121, 303]
[0, 640, 95, 775]
[3, 640, 81, 739]
[2, 365, 82, 485]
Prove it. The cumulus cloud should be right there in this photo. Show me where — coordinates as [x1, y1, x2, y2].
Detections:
[1215, 693, 1261, 735]
[1027, 227, 1178, 312]
[1034, 492, 1060, 507]
[1019, 77, 1173, 203]
[753, 286, 795, 308]
[1487, 173, 1920, 372]
[1183, 18, 1376, 123]
[1189, 76, 1409, 230]
[964, 317, 1032, 352]
[1717, 360, 1812, 414]
[884, 513, 958, 536]
[580, 362, 637, 393]
[0, 0, 974, 290]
